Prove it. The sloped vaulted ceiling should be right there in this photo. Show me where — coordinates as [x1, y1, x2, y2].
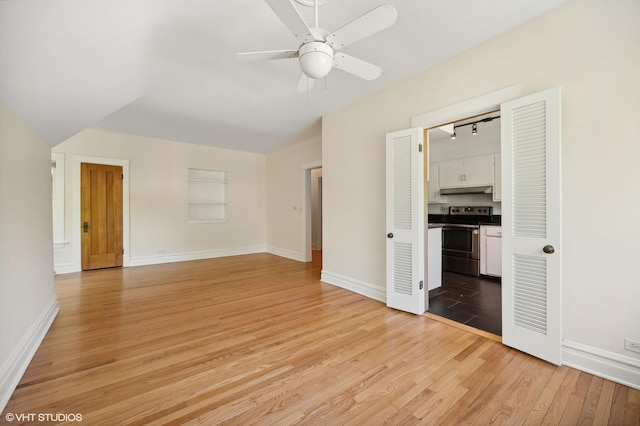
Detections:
[0, 0, 569, 153]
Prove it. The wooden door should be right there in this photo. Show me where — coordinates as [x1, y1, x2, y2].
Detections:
[81, 163, 123, 270]
[501, 87, 562, 365]
[385, 128, 425, 315]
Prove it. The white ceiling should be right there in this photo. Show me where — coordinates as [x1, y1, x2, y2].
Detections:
[0, 0, 569, 154]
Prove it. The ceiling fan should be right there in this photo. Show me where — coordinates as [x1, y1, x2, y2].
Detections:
[237, 0, 398, 92]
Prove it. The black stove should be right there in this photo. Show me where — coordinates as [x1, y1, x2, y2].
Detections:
[428, 206, 500, 226]
[429, 206, 500, 276]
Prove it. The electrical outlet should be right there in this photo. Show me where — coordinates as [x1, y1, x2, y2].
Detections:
[624, 338, 640, 354]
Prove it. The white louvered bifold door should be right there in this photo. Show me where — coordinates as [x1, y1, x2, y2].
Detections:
[385, 128, 425, 315]
[501, 87, 562, 365]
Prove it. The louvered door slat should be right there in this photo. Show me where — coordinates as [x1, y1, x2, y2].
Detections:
[393, 135, 412, 230]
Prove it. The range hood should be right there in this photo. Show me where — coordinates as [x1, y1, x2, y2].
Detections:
[440, 185, 493, 195]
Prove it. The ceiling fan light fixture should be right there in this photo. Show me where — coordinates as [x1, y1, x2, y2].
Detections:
[299, 42, 334, 79]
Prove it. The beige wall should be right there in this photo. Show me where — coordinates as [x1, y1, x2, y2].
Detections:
[53, 129, 266, 270]
[322, 0, 640, 382]
[0, 104, 57, 408]
[266, 135, 322, 261]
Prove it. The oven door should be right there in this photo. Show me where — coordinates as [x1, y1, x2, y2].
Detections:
[442, 225, 480, 260]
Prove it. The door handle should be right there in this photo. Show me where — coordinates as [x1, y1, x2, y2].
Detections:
[543, 245, 555, 254]
[83, 222, 89, 233]
[387, 233, 394, 238]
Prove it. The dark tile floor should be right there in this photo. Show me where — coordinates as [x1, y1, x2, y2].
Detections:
[428, 272, 502, 336]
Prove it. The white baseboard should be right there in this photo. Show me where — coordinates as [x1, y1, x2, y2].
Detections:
[320, 270, 386, 303]
[267, 246, 305, 262]
[127, 246, 267, 267]
[0, 297, 59, 412]
[53, 262, 76, 275]
[563, 340, 640, 390]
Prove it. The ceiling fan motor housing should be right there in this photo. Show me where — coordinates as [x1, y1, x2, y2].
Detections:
[298, 41, 334, 79]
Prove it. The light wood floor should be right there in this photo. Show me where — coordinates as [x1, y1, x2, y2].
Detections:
[4, 253, 639, 425]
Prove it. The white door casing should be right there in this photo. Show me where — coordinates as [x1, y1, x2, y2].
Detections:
[501, 87, 563, 365]
[385, 128, 426, 315]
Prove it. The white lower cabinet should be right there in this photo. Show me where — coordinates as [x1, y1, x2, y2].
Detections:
[427, 227, 442, 290]
[480, 226, 502, 277]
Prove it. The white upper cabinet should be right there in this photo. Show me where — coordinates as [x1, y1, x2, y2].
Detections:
[437, 160, 464, 188]
[438, 156, 494, 188]
[427, 163, 446, 203]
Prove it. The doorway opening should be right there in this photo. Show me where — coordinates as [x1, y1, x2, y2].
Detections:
[426, 111, 502, 336]
[303, 161, 322, 270]
[310, 168, 323, 268]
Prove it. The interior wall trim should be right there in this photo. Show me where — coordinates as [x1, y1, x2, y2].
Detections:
[321, 271, 386, 304]
[130, 246, 267, 267]
[0, 297, 59, 412]
[563, 339, 640, 390]
[267, 246, 305, 262]
[53, 263, 76, 275]
[410, 85, 522, 129]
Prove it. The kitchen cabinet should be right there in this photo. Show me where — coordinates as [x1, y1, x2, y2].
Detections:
[427, 226, 442, 290]
[427, 163, 447, 203]
[438, 156, 494, 188]
[480, 226, 502, 277]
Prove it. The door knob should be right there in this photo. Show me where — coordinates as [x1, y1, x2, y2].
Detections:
[543, 245, 555, 254]
[83, 222, 89, 233]
[387, 233, 394, 238]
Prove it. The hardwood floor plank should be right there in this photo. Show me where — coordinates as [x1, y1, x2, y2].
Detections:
[1, 253, 635, 425]
[575, 377, 601, 424]
[608, 383, 629, 425]
[541, 367, 582, 425]
[593, 379, 615, 425]
[522, 365, 569, 425]
[625, 388, 640, 426]
[493, 358, 556, 424]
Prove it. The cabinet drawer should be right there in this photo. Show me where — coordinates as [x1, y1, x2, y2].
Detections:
[485, 227, 502, 237]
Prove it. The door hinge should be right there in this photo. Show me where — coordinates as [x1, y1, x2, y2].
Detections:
[419, 143, 423, 152]
[419, 280, 424, 290]
[122, 174, 124, 180]
[122, 248, 124, 254]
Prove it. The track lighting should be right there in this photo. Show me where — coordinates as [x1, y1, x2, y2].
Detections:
[451, 115, 500, 139]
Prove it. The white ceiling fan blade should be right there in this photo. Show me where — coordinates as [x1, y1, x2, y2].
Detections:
[325, 5, 397, 51]
[264, 0, 315, 44]
[296, 73, 315, 93]
[333, 53, 382, 80]
[236, 50, 299, 62]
